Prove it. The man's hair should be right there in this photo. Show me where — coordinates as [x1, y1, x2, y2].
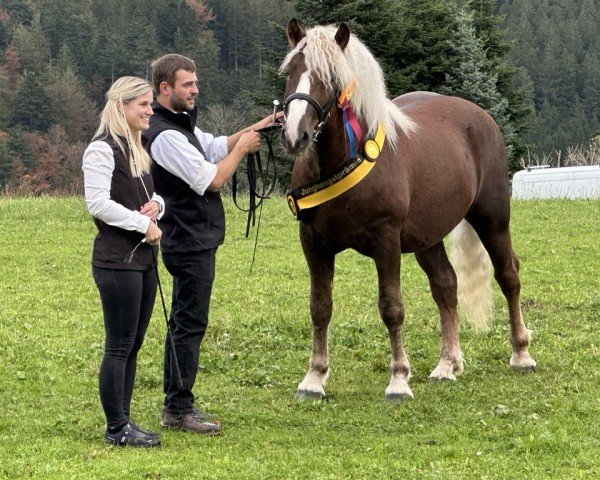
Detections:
[151, 54, 196, 94]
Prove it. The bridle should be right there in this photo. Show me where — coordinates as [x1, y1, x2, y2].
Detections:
[283, 91, 337, 142]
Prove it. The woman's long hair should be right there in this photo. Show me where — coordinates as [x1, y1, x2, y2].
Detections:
[95, 76, 152, 177]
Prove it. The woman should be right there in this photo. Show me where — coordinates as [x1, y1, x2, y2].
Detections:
[83, 76, 163, 447]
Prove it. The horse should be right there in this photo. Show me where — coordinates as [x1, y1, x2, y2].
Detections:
[279, 19, 536, 401]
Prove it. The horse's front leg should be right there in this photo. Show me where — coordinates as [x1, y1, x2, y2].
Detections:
[296, 244, 335, 400]
[374, 246, 413, 401]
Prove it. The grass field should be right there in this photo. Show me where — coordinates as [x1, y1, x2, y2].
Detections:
[0, 196, 598, 479]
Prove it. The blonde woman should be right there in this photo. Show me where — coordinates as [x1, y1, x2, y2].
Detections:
[83, 76, 163, 447]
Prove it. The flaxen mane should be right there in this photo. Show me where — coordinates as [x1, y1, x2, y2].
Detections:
[280, 25, 415, 146]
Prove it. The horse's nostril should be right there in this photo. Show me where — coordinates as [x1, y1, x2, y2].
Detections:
[301, 131, 310, 143]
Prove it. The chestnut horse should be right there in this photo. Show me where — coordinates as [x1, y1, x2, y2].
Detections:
[280, 19, 536, 401]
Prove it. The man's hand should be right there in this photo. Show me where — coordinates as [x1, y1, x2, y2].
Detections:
[256, 111, 284, 130]
[236, 131, 261, 155]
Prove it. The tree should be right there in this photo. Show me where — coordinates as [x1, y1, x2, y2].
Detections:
[0, 0, 32, 50]
[0, 125, 34, 192]
[205, 0, 295, 105]
[12, 71, 51, 131]
[441, 11, 515, 160]
[582, 53, 600, 132]
[0, 67, 13, 130]
[20, 125, 85, 194]
[0, 130, 11, 191]
[465, 0, 532, 161]
[31, 0, 101, 81]
[0, 8, 10, 49]
[295, 0, 460, 96]
[3, 45, 21, 85]
[10, 12, 50, 75]
[45, 58, 98, 143]
[389, 0, 460, 94]
[499, 0, 600, 157]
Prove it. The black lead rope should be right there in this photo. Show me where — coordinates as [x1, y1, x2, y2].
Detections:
[150, 245, 185, 391]
[232, 123, 282, 272]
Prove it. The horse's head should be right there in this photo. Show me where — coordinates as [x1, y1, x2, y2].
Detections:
[281, 19, 350, 156]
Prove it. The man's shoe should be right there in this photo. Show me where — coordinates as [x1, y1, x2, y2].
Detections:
[161, 406, 221, 426]
[191, 408, 221, 426]
[105, 422, 161, 447]
[161, 409, 221, 436]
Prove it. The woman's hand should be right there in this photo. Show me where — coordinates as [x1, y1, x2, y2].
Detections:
[140, 200, 161, 222]
[145, 221, 162, 245]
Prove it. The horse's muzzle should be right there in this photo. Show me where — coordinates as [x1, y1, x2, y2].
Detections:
[283, 130, 312, 155]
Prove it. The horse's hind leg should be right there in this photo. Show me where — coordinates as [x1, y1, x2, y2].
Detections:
[296, 246, 335, 400]
[374, 247, 413, 401]
[467, 213, 536, 371]
[415, 242, 464, 380]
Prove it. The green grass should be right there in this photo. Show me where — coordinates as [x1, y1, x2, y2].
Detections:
[0, 196, 598, 479]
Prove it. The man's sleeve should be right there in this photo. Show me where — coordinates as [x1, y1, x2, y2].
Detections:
[150, 130, 217, 195]
[195, 127, 229, 164]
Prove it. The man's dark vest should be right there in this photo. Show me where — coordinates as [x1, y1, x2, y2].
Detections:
[143, 103, 225, 254]
[91, 135, 156, 270]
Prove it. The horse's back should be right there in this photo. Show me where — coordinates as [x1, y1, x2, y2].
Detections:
[394, 91, 508, 188]
[395, 92, 499, 136]
[394, 91, 442, 112]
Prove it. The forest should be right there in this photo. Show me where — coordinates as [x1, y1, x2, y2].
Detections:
[0, 0, 598, 194]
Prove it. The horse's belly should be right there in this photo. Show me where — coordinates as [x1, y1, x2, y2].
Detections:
[400, 227, 452, 253]
[400, 188, 474, 253]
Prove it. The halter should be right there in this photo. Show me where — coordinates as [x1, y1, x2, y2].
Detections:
[283, 92, 336, 142]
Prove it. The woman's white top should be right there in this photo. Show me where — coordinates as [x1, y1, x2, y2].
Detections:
[82, 140, 165, 234]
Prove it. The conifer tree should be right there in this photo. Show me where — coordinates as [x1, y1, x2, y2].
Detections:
[441, 11, 515, 160]
[0, 131, 11, 191]
[11, 12, 50, 75]
[0, 70, 11, 130]
[12, 71, 51, 131]
[295, 0, 460, 95]
[464, 0, 531, 164]
[45, 49, 98, 143]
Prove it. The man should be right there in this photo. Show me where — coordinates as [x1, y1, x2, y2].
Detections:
[143, 54, 279, 435]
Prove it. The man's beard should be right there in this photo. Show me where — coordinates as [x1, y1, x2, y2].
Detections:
[171, 92, 195, 112]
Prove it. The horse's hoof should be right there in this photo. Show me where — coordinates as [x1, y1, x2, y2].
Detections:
[296, 390, 325, 401]
[511, 362, 536, 372]
[428, 366, 458, 381]
[428, 374, 457, 382]
[510, 353, 537, 372]
[385, 392, 413, 403]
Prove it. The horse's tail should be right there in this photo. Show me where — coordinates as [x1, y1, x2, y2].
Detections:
[449, 220, 493, 332]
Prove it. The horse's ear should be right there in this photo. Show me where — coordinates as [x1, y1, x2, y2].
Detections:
[334, 22, 350, 51]
[287, 18, 306, 47]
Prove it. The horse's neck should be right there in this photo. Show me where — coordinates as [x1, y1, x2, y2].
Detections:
[290, 109, 347, 188]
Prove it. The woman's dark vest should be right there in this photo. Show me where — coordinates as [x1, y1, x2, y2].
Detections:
[91, 135, 156, 270]
[142, 103, 225, 253]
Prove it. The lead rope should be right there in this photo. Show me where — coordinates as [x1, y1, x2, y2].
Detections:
[232, 123, 282, 273]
